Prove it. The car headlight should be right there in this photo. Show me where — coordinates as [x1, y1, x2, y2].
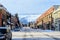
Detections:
[0, 35, 5, 39]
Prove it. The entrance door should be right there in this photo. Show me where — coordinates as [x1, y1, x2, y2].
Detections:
[59, 24, 60, 31]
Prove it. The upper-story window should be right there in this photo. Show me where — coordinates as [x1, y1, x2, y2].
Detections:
[2, 14, 5, 20]
[49, 15, 51, 18]
[0, 9, 2, 11]
[48, 14, 51, 18]
[0, 5, 3, 7]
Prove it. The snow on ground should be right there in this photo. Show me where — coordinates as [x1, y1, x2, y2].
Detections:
[12, 27, 60, 40]
[12, 32, 55, 40]
[12, 38, 55, 40]
[20, 27, 54, 32]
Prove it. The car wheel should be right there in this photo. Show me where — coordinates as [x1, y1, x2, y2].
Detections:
[10, 36, 12, 40]
[4, 38, 7, 40]
[6, 39, 8, 40]
[10, 38, 12, 40]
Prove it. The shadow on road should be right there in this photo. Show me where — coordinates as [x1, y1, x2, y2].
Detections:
[12, 37, 58, 40]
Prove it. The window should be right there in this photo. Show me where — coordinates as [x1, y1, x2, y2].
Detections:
[0, 5, 3, 7]
[49, 14, 51, 18]
[0, 29, 7, 34]
[2, 14, 5, 20]
[0, 9, 2, 11]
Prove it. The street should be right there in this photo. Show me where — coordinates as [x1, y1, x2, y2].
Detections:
[12, 27, 60, 40]
[0, 0, 60, 40]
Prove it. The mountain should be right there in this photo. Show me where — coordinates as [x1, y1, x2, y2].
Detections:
[20, 17, 28, 24]
[20, 15, 40, 24]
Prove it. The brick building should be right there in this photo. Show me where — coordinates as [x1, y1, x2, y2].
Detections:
[36, 6, 54, 30]
[0, 4, 7, 26]
[36, 5, 60, 30]
[0, 4, 21, 29]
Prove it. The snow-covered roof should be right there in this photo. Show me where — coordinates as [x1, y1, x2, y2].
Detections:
[0, 4, 7, 11]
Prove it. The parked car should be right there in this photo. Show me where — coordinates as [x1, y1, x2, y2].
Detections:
[14, 28, 20, 31]
[0, 27, 12, 40]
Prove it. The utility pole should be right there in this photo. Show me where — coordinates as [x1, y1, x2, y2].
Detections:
[15, 13, 21, 28]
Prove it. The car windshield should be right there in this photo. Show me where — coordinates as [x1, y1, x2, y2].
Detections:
[0, 29, 7, 34]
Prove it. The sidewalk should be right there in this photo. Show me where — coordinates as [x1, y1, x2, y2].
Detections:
[41, 32, 60, 40]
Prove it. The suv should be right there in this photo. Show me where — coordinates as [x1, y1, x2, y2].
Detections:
[0, 27, 12, 40]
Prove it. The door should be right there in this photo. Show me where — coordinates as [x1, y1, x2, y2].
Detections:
[59, 24, 60, 31]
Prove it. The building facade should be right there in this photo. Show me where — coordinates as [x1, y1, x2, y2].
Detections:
[36, 6, 54, 30]
[52, 6, 60, 31]
[0, 4, 7, 27]
[0, 4, 21, 29]
[36, 5, 60, 31]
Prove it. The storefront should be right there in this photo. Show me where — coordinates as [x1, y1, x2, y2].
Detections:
[55, 18, 60, 31]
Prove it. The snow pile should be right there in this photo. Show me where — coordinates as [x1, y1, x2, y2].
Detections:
[20, 27, 54, 32]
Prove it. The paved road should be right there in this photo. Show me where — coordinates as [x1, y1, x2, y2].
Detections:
[12, 27, 60, 40]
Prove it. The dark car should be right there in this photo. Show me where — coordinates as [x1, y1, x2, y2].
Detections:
[0, 27, 12, 40]
[14, 28, 20, 31]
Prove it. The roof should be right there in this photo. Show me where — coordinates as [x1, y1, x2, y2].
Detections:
[0, 4, 7, 11]
[36, 6, 54, 23]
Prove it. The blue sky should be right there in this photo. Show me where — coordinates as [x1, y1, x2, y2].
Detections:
[0, 0, 60, 15]
[0, 0, 60, 21]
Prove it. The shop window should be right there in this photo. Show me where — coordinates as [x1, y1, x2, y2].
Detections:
[55, 23, 57, 24]
[58, 20, 60, 22]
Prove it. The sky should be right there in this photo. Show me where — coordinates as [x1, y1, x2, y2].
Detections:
[0, 0, 60, 22]
[0, 0, 60, 15]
